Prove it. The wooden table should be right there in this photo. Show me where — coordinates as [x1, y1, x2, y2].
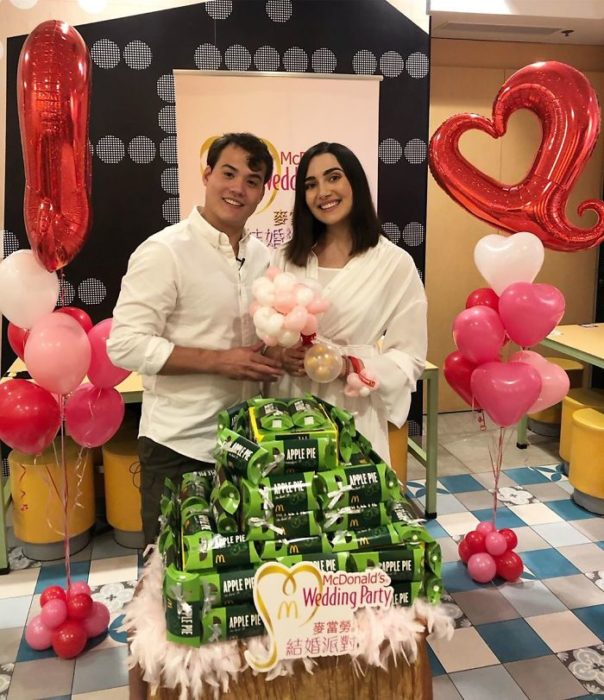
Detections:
[516, 324, 604, 446]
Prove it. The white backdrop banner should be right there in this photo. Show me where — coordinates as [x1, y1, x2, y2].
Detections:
[174, 71, 381, 249]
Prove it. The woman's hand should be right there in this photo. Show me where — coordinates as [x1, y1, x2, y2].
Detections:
[282, 342, 307, 377]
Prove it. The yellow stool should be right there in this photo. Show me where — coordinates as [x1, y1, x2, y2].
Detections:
[102, 437, 144, 548]
[388, 421, 408, 486]
[559, 388, 604, 474]
[9, 439, 95, 560]
[527, 357, 584, 437]
[568, 408, 604, 514]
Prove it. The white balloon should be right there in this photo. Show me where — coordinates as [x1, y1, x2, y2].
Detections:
[294, 285, 314, 307]
[278, 329, 300, 348]
[273, 272, 297, 292]
[264, 312, 285, 336]
[474, 232, 544, 296]
[0, 250, 59, 328]
[253, 306, 273, 332]
[255, 286, 275, 306]
[252, 277, 274, 298]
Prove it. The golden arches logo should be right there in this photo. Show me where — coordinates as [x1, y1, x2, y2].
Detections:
[199, 135, 281, 214]
[246, 562, 323, 672]
[358, 537, 370, 547]
[215, 554, 226, 564]
[289, 544, 299, 554]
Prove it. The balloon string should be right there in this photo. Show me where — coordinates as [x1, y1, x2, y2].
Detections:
[80, 385, 102, 444]
[59, 395, 71, 588]
[72, 446, 87, 513]
[486, 426, 512, 528]
[17, 463, 28, 513]
[42, 454, 65, 538]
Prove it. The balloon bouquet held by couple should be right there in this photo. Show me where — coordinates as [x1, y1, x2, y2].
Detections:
[108, 134, 427, 550]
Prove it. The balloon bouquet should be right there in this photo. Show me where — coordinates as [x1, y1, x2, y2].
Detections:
[430, 60, 604, 584]
[0, 21, 125, 655]
[250, 268, 379, 394]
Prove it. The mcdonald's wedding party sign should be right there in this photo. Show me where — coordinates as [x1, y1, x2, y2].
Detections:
[244, 561, 393, 672]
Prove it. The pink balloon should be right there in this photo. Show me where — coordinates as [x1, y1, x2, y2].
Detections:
[65, 384, 125, 448]
[485, 531, 508, 556]
[40, 598, 68, 629]
[88, 319, 131, 388]
[283, 305, 308, 332]
[509, 351, 570, 412]
[476, 521, 495, 536]
[24, 313, 91, 395]
[452, 306, 506, 365]
[307, 297, 330, 314]
[68, 581, 92, 597]
[55, 306, 93, 333]
[265, 266, 281, 281]
[82, 601, 110, 638]
[300, 314, 318, 336]
[471, 361, 542, 427]
[273, 291, 296, 315]
[467, 552, 497, 583]
[499, 282, 565, 347]
[25, 615, 54, 650]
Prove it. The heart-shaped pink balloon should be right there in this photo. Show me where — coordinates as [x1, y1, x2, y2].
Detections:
[499, 282, 565, 347]
[471, 361, 542, 427]
[509, 351, 570, 413]
[452, 306, 506, 365]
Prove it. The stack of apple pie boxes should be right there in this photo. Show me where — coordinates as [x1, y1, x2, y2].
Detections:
[158, 396, 442, 647]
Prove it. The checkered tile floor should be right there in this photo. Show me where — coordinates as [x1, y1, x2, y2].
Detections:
[1, 415, 603, 698]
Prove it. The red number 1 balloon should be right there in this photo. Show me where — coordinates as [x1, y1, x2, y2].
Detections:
[17, 20, 92, 272]
[429, 61, 604, 252]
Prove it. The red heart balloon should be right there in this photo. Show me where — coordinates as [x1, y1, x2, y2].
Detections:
[499, 282, 565, 347]
[429, 61, 604, 252]
[471, 362, 542, 428]
[17, 21, 92, 272]
[444, 351, 481, 409]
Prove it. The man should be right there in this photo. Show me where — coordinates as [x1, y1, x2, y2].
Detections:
[108, 132, 282, 545]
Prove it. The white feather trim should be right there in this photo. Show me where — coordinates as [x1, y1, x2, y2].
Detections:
[123, 548, 453, 698]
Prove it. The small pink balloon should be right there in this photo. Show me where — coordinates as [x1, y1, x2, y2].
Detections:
[467, 552, 497, 583]
[476, 521, 495, 536]
[25, 615, 54, 650]
[40, 598, 68, 629]
[307, 297, 330, 314]
[265, 266, 281, 281]
[485, 531, 508, 556]
[82, 601, 110, 638]
[65, 384, 125, 448]
[300, 314, 318, 336]
[273, 291, 296, 315]
[68, 581, 92, 597]
[509, 353, 571, 413]
[88, 319, 131, 388]
[283, 305, 308, 332]
[452, 306, 506, 365]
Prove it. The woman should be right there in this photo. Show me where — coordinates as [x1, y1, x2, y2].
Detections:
[271, 142, 427, 462]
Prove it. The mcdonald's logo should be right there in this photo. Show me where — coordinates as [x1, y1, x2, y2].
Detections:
[289, 544, 299, 554]
[350, 519, 359, 528]
[351, 495, 360, 504]
[275, 504, 284, 513]
[358, 537, 370, 547]
[277, 600, 299, 620]
[215, 554, 226, 564]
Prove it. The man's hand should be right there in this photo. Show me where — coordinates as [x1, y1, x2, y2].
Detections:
[281, 342, 307, 377]
[214, 342, 283, 381]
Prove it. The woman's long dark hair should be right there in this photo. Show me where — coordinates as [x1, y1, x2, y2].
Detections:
[285, 142, 382, 266]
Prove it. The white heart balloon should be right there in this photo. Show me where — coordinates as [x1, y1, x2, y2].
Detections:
[474, 232, 544, 295]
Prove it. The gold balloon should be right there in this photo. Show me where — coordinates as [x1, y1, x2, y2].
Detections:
[304, 342, 343, 384]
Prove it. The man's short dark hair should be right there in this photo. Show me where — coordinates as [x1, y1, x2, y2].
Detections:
[207, 133, 273, 183]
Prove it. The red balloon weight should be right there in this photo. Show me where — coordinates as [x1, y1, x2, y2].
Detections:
[495, 550, 524, 582]
[464, 530, 486, 555]
[51, 620, 87, 659]
[56, 306, 93, 334]
[471, 361, 542, 428]
[444, 351, 481, 409]
[0, 379, 60, 454]
[499, 528, 518, 551]
[458, 538, 471, 563]
[429, 61, 604, 252]
[40, 585, 66, 607]
[7, 323, 29, 360]
[17, 21, 92, 272]
[465, 288, 499, 312]
[67, 593, 93, 620]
